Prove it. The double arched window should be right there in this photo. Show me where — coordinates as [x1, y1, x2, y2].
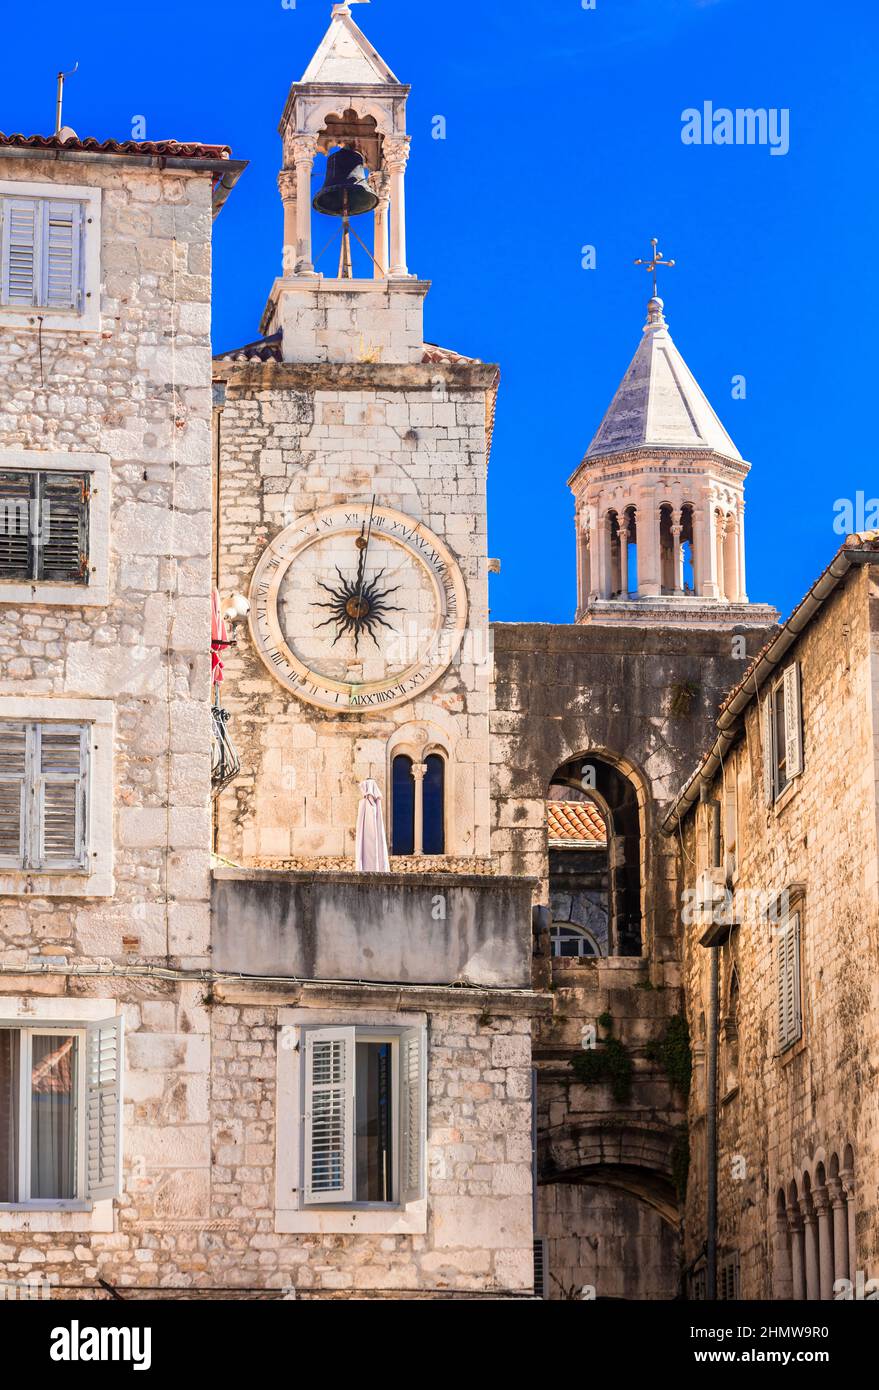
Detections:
[391, 752, 446, 856]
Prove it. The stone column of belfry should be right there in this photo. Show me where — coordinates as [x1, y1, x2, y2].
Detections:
[724, 512, 740, 602]
[715, 512, 727, 600]
[814, 1184, 834, 1300]
[671, 517, 684, 593]
[737, 501, 748, 601]
[278, 169, 298, 277]
[619, 520, 630, 597]
[369, 168, 391, 279]
[383, 134, 411, 277]
[411, 762, 427, 855]
[787, 1208, 806, 1300]
[290, 133, 319, 275]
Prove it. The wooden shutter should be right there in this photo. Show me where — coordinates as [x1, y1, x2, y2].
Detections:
[36, 724, 88, 869]
[0, 197, 39, 306]
[0, 471, 35, 579]
[399, 1026, 426, 1205]
[303, 1028, 355, 1205]
[777, 913, 802, 1052]
[85, 1016, 123, 1202]
[40, 201, 83, 311]
[38, 473, 89, 582]
[0, 723, 28, 867]
[783, 664, 803, 781]
[762, 697, 774, 805]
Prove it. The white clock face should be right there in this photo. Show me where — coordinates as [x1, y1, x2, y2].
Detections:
[249, 503, 469, 713]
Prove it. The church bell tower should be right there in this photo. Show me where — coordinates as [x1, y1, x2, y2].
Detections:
[262, 1, 426, 365]
[570, 248, 777, 629]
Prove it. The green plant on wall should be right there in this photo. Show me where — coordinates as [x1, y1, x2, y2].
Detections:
[570, 1012, 634, 1104]
[646, 1013, 692, 1098]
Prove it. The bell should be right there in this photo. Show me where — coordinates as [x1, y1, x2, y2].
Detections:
[312, 147, 379, 218]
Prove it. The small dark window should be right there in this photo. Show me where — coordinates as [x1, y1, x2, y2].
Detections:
[391, 755, 415, 856]
[0, 470, 89, 583]
[773, 684, 788, 795]
[422, 753, 445, 856]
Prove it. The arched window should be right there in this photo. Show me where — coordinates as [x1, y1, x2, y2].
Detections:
[550, 925, 600, 959]
[391, 755, 415, 856]
[423, 753, 446, 856]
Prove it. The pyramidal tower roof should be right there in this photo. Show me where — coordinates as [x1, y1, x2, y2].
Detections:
[300, 3, 401, 86]
[585, 297, 742, 462]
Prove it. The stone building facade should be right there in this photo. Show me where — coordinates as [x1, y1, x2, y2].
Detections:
[665, 537, 879, 1300]
[2, 1, 873, 1307]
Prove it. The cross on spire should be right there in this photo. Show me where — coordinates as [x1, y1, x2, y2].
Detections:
[634, 238, 676, 298]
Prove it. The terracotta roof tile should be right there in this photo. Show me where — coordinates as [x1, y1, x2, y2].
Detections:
[547, 801, 607, 849]
[0, 132, 232, 159]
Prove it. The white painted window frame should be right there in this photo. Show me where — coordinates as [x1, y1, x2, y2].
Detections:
[276, 1006, 428, 1237]
[0, 697, 113, 897]
[0, 450, 110, 606]
[764, 663, 804, 805]
[0, 180, 101, 333]
[0, 996, 121, 1233]
[2, 1027, 87, 1209]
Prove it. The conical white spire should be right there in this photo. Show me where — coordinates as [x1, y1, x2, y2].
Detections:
[300, 4, 400, 86]
[585, 297, 741, 462]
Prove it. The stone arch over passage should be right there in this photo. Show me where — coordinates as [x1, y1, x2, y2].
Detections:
[547, 751, 646, 957]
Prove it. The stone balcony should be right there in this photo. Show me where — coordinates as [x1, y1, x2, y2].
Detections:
[211, 869, 536, 989]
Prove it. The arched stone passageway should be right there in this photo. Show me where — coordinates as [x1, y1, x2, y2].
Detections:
[548, 752, 644, 957]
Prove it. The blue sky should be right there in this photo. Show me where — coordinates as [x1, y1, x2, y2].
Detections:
[2, 0, 876, 622]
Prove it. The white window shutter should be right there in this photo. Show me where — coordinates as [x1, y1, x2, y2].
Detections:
[303, 1028, 355, 1205]
[0, 722, 28, 867]
[762, 697, 774, 805]
[85, 1016, 123, 1201]
[0, 197, 39, 306]
[36, 724, 88, 869]
[399, 1026, 427, 1205]
[783, 664, 803, 781]
[41, 200, 83, 311]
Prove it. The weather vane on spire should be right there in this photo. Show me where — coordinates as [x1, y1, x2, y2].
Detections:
[634, 238, 676, 298]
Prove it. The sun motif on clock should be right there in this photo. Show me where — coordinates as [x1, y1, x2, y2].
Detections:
[248, 502, 469, 713]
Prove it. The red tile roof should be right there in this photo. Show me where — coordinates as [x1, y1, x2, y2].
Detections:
[547, 801, 607, 849]
[0, 132, 232, 159]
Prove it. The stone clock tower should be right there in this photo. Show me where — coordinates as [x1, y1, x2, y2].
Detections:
[213, 3, 498, 867]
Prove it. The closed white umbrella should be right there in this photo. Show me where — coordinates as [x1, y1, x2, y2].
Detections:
[355, 779, 390, 873]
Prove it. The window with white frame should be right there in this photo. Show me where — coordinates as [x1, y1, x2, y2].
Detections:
[0, 1017, 122, 1207]
[0, 195, 85, 312]
[0, 469, 89, 584]
[777, 910, 803, 1053]
[302, 1025, 425, 1209]
[0, 722, 89, 872]
[764, 664, 803, 804]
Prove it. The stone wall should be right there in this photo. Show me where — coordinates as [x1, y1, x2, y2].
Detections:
[214, 359, 496, 867]
[0, 154, 216, 969]
[679, 563, 879, 1297]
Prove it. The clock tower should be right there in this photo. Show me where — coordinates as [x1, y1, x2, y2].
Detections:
[213, 3, 498, 867]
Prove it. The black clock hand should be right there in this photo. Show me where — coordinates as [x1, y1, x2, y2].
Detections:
[354, 495, 377, 621]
